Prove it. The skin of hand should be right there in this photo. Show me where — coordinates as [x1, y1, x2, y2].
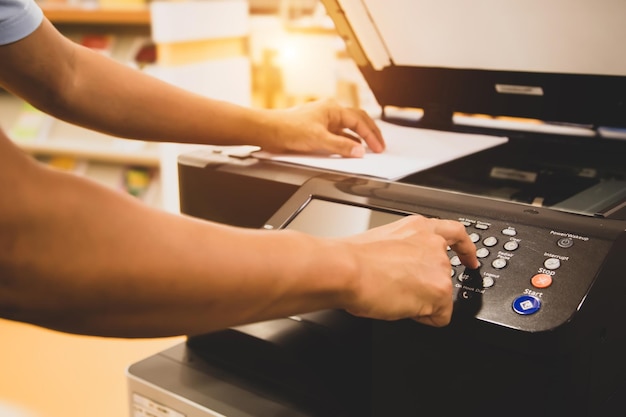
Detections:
[0, 18, 383, 158]
[0, 15, 478, 337]
[338, 215, 479, 327]
[260, 99, 385, 157]
[0, 131, 478, 336]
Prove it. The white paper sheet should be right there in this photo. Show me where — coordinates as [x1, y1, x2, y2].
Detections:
[254, 120, 508, 180]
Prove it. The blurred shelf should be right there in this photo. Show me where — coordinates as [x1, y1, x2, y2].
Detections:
[0, 93, 160, 167]
[40, 3, 150, 25]
[16, 137, 161, 167]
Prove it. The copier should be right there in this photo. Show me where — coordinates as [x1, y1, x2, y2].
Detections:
[127, 1, 626, 416]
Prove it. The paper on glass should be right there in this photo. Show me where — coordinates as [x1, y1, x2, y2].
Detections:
[254, 120, 508, 180]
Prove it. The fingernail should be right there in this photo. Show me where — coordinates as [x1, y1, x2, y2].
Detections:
[350, 145, 365, 158]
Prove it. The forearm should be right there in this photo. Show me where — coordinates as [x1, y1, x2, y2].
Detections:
[0, 146, 355, 337]
[0, 19, 275, 148]
[1, 19, 386, 157]
[51, 46, 271, 146]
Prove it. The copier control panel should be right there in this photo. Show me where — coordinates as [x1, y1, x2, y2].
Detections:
[446, 213, 609, 331]
[264, 174, 621, 333]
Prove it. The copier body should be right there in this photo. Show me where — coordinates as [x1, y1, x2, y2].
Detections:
[128, 1, 626, 416]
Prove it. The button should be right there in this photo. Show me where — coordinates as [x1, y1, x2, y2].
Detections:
[451, 269, 456, 277]
[531, 273, 553, 289]
[460, 220, 472, 227]
[491, 258, 508, 269]
[503, 240, 519, 251]
[450, 255, 462, 266]
[483, 236, 498, 247]
[557, 237, 574, 248]
[476, 248, 490, 258]
[457, 272, 472, 283]
[544, 258, 561, 270]
[475, 223, 489, 230]
[502, 228, 517, 236]
[469, 233, 480, 243]
[482, 276, 495, 288]
[512, 295, 541, 315]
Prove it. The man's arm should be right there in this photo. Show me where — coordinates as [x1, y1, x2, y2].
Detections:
[0, 133, 477, 337]
[0, 18, 384, 157]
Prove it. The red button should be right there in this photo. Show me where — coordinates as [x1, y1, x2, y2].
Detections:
[531, 273, 553, 289]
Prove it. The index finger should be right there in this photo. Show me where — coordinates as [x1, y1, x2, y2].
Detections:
[434, 220, 480, 269]
[341, 108, 386, 153]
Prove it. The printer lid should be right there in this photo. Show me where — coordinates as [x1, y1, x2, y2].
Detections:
[322, 0, 626, 129]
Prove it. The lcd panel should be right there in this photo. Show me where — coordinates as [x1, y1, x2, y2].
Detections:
[284, 199, 406, 237]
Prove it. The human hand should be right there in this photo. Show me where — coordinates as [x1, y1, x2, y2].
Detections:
[261, 98, 385, 157]
[339, 215, 479, 327]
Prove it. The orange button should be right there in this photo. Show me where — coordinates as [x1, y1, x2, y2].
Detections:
[531, 273, 553, 289]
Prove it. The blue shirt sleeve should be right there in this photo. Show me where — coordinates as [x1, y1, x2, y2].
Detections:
[0, 0, 44, 45]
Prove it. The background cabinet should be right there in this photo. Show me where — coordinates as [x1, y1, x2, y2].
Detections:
[1, 2, 168, 210]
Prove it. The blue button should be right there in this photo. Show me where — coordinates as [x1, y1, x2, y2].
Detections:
[512, 295, 541, 315]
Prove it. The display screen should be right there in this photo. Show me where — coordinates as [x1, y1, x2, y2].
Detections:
[284, 198, 406, 237]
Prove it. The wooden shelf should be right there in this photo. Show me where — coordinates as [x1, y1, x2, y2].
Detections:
[41, 3, 150, 25]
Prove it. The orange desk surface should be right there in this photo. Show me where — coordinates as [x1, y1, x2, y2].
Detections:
[0, 319, 183, 417]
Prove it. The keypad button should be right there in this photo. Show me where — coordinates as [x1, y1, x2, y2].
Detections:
[475, 223, 489, 230]
[491, 258, 508, 269]
[482, 276, 495, 288]
[457, 272, 472, 283]
[450, 256, 462, 267]
[557, 237, 574, 248]
[483, 236, 498, 247]
[476, 248, 490, 258]
[469, 233, 480, 243]
[544, 258, 561, 270]
[503, 240, 519, 251]
[502, 228, 517, 237]
[512, 295, 541, 315]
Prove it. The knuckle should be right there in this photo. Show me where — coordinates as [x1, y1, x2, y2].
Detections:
[434, 275, 453, 298]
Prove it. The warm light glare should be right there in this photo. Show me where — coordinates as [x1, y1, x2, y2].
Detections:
[273, 34, 338, 97]
[275, 38, 300, 66]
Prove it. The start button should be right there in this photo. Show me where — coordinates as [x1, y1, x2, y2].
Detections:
[512, 295, 542, 315]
